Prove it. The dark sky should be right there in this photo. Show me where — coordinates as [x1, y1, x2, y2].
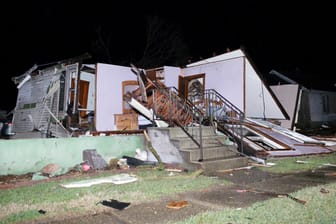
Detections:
[1, 1, 335, 111]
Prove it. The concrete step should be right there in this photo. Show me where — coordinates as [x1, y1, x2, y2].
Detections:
[180, 145, 239, 161]
[168, 126, 216, 139]
[194, 156, 249, 175]
[171, 135, 228, 149]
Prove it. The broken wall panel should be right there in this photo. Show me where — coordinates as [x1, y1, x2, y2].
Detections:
[12, 62, 96, 137]
[13, 68, 64, 133]
[241, 118, 334, 158]
[270, 84, 301, 129]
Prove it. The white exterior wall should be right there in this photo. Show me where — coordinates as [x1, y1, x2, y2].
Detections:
[245, 59, 285, 119]
[162, 66, 181, 88]
[270, 84, 300, 129]
[183, 57, 244, 110]
[184, 49, 286, 119]
[95, 63, 137, 131]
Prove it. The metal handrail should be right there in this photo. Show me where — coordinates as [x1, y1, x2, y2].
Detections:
[151, 86, 205, 161]
[149, 87, 246, 159]
[193, 89, 245, 154]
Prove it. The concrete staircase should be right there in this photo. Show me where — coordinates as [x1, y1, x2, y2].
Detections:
[123, 74, 248, 174]
[149, 126, 248, 174]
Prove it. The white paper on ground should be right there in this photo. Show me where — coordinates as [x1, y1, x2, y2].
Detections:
[60, 173, 137, 188]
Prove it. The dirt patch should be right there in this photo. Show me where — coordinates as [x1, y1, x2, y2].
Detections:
[14, 166, 335, 224]
[0, 169, 123, 189]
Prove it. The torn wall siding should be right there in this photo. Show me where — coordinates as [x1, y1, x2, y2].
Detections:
[12, 63, 95, 137]
[13, 64, 69, 135]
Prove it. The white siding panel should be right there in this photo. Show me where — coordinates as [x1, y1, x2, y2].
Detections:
[245, 59, 286, 119]
[95, 63, 136, 131]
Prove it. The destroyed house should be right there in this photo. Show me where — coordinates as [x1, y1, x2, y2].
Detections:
[10, 49, 334, 160]
[11, 55, 95, 138]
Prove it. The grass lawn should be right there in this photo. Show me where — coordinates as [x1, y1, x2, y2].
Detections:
[1, 152, 336, 223]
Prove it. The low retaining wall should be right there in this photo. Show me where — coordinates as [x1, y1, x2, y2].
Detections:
[0, 135, 145, 175]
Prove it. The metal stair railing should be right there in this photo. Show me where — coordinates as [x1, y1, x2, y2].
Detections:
[151, 86, 205, 161]
[192, 89, 245, 154]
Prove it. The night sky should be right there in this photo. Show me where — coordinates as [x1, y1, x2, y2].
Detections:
[1, 1, 335, 111]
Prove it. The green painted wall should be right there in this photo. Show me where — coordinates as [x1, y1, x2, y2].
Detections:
[0, 135, 145, 175]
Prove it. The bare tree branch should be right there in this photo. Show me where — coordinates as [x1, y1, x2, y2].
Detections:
[90, 16, 190, 68]
[91, 25, 112, 63]
[136, 16, 190, 68]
